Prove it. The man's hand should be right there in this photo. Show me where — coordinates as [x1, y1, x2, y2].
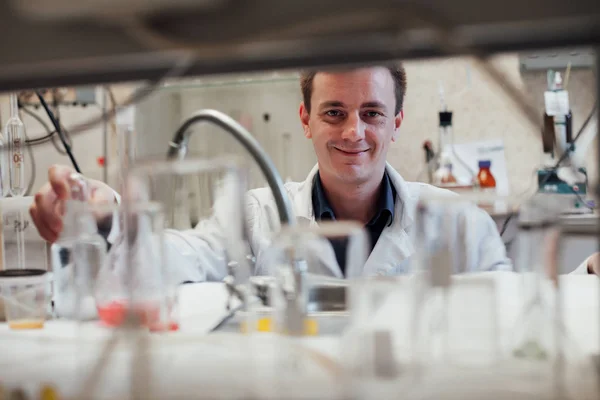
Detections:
[587, 253, 600, 275]
[29, 165, 116, 243]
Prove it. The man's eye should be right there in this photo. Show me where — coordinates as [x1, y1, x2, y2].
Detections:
[325, 110, 342, 117]
[365, 111, 382, 118]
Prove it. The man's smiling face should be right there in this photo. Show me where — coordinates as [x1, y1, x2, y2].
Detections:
[300, 67, 402, 185]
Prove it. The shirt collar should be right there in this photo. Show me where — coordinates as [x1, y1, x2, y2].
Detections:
[311, 170, 396, 226]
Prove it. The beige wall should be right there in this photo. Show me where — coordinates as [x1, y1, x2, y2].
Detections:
[395, 54, 597, 196]
[139, 53, 597, 197]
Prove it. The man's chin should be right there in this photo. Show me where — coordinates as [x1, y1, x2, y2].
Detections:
[333, 165, 369, 184]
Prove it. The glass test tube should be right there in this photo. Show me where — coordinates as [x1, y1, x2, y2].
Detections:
[6, 94, 25, 197]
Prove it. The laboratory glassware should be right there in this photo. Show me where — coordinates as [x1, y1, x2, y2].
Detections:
[409, 195, 508, 369]
[1, 197, 47, 271]
[112, 156, 249, 331]
[0, 132, 7, 197]
[5, 94, 26, 197]
[52, 174, 107, 320]
[253, 221, 367, 399]
[91, 201, 178, 331]
[506, 198, 585, 397]
[0, 269, 48, 330]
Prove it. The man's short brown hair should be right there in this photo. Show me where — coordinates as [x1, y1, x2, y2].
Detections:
[300, 64, 407, 115]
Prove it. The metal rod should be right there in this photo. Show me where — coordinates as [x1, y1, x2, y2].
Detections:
[595, 47, 600, 378]
[102, 88, 109, 183]
[167, 109, 295, 226]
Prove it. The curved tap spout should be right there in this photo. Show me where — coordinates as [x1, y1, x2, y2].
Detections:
[167, 109, 295, 226]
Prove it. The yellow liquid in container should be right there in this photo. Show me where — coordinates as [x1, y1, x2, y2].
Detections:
[9, 319, 45, 330]
[240, 317, 318, 336]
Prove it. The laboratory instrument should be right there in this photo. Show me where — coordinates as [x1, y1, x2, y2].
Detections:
[51, 174, 106, 320]
[0, 268, 48, 330]
[5, 94, 25, 197]
[537, 69, 591, 213]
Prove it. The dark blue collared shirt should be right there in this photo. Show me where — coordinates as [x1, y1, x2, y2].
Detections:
[312, 171, 396, 275]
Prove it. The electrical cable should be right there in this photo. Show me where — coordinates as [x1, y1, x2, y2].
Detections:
[20, 103, 72, 157]
[35, 91, 81, 173]
[20, 106, 56, 145]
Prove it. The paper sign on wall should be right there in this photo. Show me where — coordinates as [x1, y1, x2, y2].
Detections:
[443, 138, 510, 196]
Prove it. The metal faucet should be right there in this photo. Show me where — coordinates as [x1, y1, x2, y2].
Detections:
[167, 109, 306, 333]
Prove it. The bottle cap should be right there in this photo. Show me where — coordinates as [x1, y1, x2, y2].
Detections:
[438, 111, 453, 127]
[478, 160, 491, 169]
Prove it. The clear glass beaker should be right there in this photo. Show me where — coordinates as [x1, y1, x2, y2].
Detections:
[0, 269, 48, 330]
[409, 194, 513, 370]
[252, 221, 368, 399]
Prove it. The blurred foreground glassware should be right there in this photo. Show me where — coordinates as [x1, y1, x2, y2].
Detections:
[1, 197, 48, 271]
[504, 198, 586, 397]
[0, 269, 48, 329]
[86, 200, 179, 332]
[251, 221, 367, 398]
[121, 156, 250, 331]
[409, 195, 509, 370]
[52, 173, 107, 320]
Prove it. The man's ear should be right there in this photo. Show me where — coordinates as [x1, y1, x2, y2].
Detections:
[392, 110, 403, 142]
[299, 102, 311, 139]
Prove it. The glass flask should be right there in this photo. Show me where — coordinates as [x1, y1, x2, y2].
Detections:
[90, 201, 177, 331]
[100, 156, 250, 332]
[504, 198, 590, 398]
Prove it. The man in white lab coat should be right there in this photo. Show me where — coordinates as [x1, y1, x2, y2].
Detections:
[29, 65, 573, 282]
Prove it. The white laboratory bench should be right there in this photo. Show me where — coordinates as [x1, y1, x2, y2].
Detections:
[492, 211, 599, 274]
[0, 272, 598, 399]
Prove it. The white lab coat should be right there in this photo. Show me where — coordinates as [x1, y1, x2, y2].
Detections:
[156, 163, 512, 284]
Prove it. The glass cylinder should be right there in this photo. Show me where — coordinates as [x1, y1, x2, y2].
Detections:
[6, 93, 25, 197]
[410, 195, 510, 368]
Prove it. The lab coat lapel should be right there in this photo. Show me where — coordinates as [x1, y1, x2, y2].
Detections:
[292, 164, 344, 278]
[361, 164, 418, 277]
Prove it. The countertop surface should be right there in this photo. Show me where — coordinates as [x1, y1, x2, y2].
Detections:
[0, 273, 598, 399]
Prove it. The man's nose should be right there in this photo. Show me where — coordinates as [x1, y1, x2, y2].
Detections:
[340, 113, 365, 142]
